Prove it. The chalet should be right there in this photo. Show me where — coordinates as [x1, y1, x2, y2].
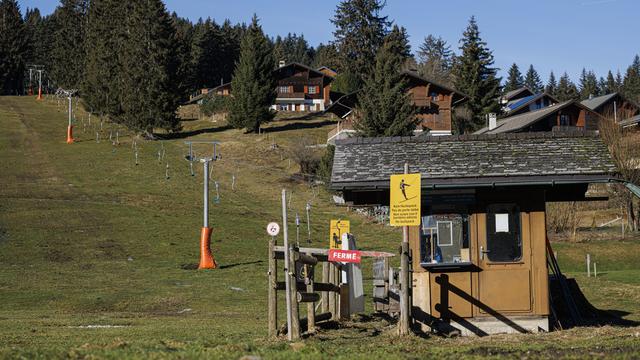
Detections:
[474, 100, 602, 134]
[273, 62, 334, 112]
[500, 87, 535, 104]
[317, 66, 338, 78]
[211, 82, 232, 97]
[326, 71, 467, 143]
[502, 92, 559, 117]
[580, 92, 640, 123]
[330, 132, 628, 335]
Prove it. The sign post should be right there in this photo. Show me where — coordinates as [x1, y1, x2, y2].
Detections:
[266, 222, 280, 338]
[329, 220, 350, 250]
[390, 164, 421, 335]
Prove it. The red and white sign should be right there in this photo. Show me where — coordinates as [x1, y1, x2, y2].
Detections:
[329, 249, 361, 263]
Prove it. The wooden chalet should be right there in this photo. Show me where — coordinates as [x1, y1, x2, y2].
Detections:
[474, 100, 602, 134]
[580, 92, 640, 124]
[502, 92, 559, 117]
[326, 71, 467, 143]
[273, 62, 334, 112]
[330, 132, 624, 335]
[317, 66, 338, 78]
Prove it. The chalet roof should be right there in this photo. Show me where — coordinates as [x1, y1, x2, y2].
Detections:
[620, 114, 640, 127]
[504, 87, 535, 101]
[325, 91, 360, 118]
[504, 92, 559, 113]
[580, 93, 618, 111]
[401, 70, 468, 104]
[316, 66, 337, 77]
[330, 132, 618, 190]
[275, 62, 329, 78]
[475, 100, 580, 134]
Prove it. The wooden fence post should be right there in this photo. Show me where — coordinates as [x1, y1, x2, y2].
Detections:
[321, 262, 329, 313]
[289, 246, 300, 339]
[268, 236, 277, 338]
[328, 262, 336, 320]
[306, 263, 315, 333]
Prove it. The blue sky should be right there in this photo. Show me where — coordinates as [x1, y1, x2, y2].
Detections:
[19, 0, 639, 83]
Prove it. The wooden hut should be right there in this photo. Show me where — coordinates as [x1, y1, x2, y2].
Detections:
[330, 132, 621, 335]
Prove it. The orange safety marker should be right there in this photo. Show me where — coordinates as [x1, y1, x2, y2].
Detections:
[37, 86, 43, 100]
[198, 227, 217, 269]
[66, 125, 74, 144]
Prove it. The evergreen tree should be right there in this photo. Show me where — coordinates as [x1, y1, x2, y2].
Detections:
[597, 77, 607, 96]
[615, 70, 624, 91]
[545, 71, 557, 96]
[190, 18, 223, 89]
[228, 15, 276, 133]
[416, 34, 453, 84]
[355, 34, 415, 137]
[119, 0, 180, 134]
[524, 64, 543, 93]
[0, 0, 27, 94]
[331, 0, 390, 85]
[503, 63, 523, 93]
[50, 0, 88, 89]
[453, 16, 501, 132]
[556, 72, 579, 101]
[578, 68, 599, 99]
[83, 0, 125, 117]
[623, 55, 640, 103]
[385, 25, 411, 61]
[605, 70, 617, 94]
[312, 43, 340, 70]
[171, 13, 195, 101]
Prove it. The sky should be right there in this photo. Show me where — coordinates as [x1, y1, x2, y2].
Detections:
[19, 0, 640, 83]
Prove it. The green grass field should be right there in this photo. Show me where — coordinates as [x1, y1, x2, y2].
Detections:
[1, 96, 640, 359]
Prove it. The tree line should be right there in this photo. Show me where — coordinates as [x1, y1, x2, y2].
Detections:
[1, 0, 639, 136]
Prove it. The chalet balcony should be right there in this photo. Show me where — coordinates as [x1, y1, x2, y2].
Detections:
[277, 92, 306, 99]
[412, 96, 436, 108]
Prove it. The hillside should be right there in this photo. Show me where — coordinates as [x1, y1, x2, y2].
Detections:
[1, 96, 639, 359]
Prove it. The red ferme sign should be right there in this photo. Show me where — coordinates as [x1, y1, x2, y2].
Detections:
[328, 249, 362, 263]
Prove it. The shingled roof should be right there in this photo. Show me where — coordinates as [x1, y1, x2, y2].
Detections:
[580, 93, 618, 111]
[331, 132, 618, 190]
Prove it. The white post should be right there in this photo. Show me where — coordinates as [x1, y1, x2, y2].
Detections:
[282, 189, 293, 340]
[203, 160, 209, 228]
[586, 254, 591, 278]
[594, 262, 597, 278]
[306, 202, 311, 243]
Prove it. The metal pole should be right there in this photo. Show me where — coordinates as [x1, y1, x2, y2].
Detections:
[399, 162, 410, 335]
[203, 160, 209, 228]
[68, 96, 72, 127]
[306, 202, 311, 243]
[282, 189, 293, 340]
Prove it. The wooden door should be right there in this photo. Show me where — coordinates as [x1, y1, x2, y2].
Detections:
[477, 204, 532, 315]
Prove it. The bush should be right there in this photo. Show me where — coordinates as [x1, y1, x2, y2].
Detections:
[547, 202, 580, 241]
[200, 94, 229, 116]
[289, 137, 321, 181]
[317, 144, 335, 184]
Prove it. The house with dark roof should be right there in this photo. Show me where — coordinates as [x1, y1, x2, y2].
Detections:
[580, 92, 640, 124]
[273, 62, 334, 112]
[501, 87, 536, 104]
[316, 66, 337, 78]
[330, 131, 629, 336]
[325, 71, 467, 143]
[502, 92, 559, 117]
[474, 100, 602, 134]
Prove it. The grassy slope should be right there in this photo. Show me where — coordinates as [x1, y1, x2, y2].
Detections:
[0, 96, 639, 359]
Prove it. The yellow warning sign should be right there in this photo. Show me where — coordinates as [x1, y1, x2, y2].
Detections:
[390, 173, 421, 226]
[329, 220, 350, 249]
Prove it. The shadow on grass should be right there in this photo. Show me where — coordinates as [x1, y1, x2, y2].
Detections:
[180, 260, 263, 271]
[263, 120, 335, 133]
[156, 125, 233, 140]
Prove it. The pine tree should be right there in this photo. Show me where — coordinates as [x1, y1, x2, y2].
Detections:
[50, 0, 88, 89]
[578, 68, 599, 99]
[615, 70, 624, 91]
[545, 71, 557, 96]
[416, 34, 453, 85]
[331, 0, 390, 83]
[0, 0, 27, 95]
[597, 77, 607, 96]
[228, 15, 276, 133]
[604, 70, 617, 94]
[119, 0, 180, 134]
[312, 43, 340, 70]
[504, 63, 523, 93]
[385, 25, 411, 62]
[171, 13, 195, 101]
[190, 18, 223, 89]
[524, 65, 543, 93]
[83, 0, 125, 117]
[623, 55, 640, 103]
[355, 33, 415, 137]
[556, 72, 579, 101]
[453, 16, 501, 132]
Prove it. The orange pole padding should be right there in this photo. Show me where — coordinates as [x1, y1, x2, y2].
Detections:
[66, 125, 74, 144]
[36, 87, 42, 100]
[198, 226, 217, 269]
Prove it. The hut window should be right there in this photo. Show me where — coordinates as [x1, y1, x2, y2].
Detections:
[308, 85, 317, 94]
[278, 86, 290, 94]
[486, 204, 522, 262]
[420, 214, 470, 265]
[559, 114, 570, 126]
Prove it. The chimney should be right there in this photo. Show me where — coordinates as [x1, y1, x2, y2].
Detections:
[278, 60, 286, 68]
[488, 113, 497, 130]
[589, 94, 594, 100]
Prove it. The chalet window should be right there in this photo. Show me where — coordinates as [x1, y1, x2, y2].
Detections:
[485, 204, 522, 262]
[279, 104, 288, 111]
[279, 86, 290, 94]
[420, 214, 470, 265]
[308, 85, 317, 94]
[559, 114, 570, 126]
[430, 92, 439, 102]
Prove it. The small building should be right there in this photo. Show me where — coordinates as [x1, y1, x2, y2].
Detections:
[212, 82, 232, 97]
[317, 66, 338, 78]
[273, 62, 334, 112]
[502, 92, 559, 117]
[325, 71, 467, 143]
[330, 132, 621, 335]
[580, 92, 640, 123]
[500, 87, 536, 104]
[474, 100, 602, 134]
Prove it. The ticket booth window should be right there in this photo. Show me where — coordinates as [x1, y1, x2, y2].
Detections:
[420, 214, 470, 265]
[486, 204, 522, 262]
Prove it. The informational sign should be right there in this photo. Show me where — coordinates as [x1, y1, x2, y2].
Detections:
[266, 222, 280, 237]
[329, 220, 350, 249]
[328, 249, 361, 263]
[390, 173, 421, 226]
[495, 214, 509, 233]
